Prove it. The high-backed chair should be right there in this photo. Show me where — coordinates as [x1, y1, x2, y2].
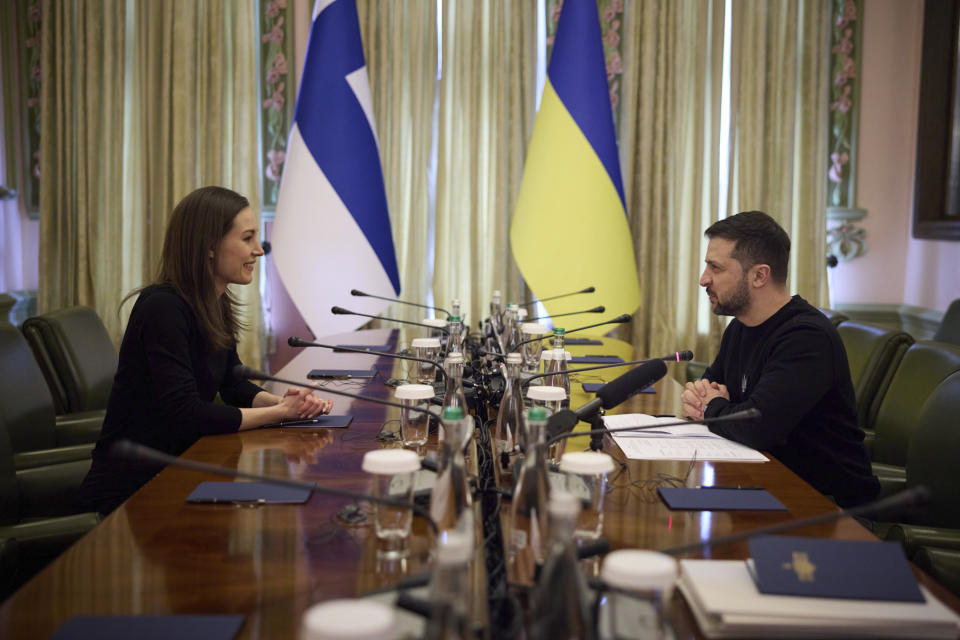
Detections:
[884, 371, 960, 596]
[818, 308, 848, 327]
[0, 325, 97, 469]
[836, 322, 913, 435]
[0, 421, 100, 592]
[933, 299, 960, 347]
[22, 306, 117, 415]
[867, 342, 960, 490]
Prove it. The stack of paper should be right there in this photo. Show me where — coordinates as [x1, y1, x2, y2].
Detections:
[603, 414, 768, 462]
[677, 560, 960, 639]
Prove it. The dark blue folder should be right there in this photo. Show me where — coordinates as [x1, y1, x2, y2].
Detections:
[582, 382, 654, 394]
[186, 482, 312, 504]
[569, 355, 625, 364]
[334, 344, 392, 352]
[260, 415, 353, 429]
[749, 536, 925, 602]
[307, 368, 376, 379]
[50, 615, 245, 640]
[560, 338, 603, 346]
[658, 487, 787, 511]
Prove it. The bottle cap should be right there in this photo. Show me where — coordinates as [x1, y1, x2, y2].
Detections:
[521, 322, 550, 335]
[436, 531, 472, 564]
[541, 350, 572, 361]
[601, 550, 678, 592]
[548, 490, 580, 518]
[394, 384, 436, 400]
[445, 352, 464, 364]
[301, 599, 396, 640]
[505, 353, 523, 364]
[422, 318, 447, 328]
[442, 406, 466, 420]
[361, 449, 421, 475]
[493, 289, 502, 297]
[411, 338, 441, 349]
[527, 407, 548, 421]
[559, 451, 616, 475]
[452, 298, 461, 306]
[554, 328, 566, 335]
[527, 385, 567, 401]
[448, 315, 461, 322]
[517, 309, 528, 320]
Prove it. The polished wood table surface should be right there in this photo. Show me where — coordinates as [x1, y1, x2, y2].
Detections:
[1, 328, 956, 639]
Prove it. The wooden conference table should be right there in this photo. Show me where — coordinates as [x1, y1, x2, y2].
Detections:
[0, 328, 957, 639]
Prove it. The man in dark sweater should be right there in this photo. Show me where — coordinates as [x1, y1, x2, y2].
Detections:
[681, 211, 879, 507]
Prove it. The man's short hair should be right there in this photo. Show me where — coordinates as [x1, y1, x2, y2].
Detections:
[704, 211, 790, 285]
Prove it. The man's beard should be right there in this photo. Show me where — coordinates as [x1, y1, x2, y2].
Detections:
[710, 275, 751, 316]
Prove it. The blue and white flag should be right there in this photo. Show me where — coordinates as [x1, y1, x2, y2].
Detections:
[272, 0, 400, 338]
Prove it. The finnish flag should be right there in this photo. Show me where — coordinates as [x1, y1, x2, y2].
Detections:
[272, 0, 401, 338]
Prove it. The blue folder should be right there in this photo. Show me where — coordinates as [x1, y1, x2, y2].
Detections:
[569, 355, 625, 364]
[186, 481, 312, 504]
[50, 615, 245, 640]
[308, 368, 376, 379]
[260, 415, 353, 429]
[748, 536, 925, 602]
[582, 382, 654, 394]
[658, 487, 787, 511]
[334, 344, 392, 352]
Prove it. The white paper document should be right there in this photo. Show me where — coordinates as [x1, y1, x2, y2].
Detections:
[604, 414, 768, 462]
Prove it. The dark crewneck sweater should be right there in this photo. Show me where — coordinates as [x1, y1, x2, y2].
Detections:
[702, 296, 879, 507]
[78, 284, 263, 514]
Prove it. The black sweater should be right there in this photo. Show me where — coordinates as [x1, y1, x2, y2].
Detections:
[702, 296, 879, 507]
[78, 285, 262, 514]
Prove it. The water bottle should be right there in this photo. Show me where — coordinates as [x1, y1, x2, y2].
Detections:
[492, 353, 525, 475]
[430, 407, 473, 535]
[509, 407, 550, 577]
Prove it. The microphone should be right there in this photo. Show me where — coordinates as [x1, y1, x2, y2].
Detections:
[232, 365, 446, 432]
[287, 336, 447, 381]
[110, 439, 439, 533]
[659, 485, 931, 556]
[508, 314, 633, 353]
[518, 286, 596, 307]
[545, 407, 762, 448]
[522, 350, 692, 387]
[351, 289, 451, 317]
[331, 306, 449, 333]
[527, 306, 605, 322]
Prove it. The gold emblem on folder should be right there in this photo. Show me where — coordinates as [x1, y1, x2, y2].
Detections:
[782, 551, 816, 582]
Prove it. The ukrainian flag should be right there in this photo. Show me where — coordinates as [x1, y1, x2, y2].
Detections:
[510, 0, 640, 327]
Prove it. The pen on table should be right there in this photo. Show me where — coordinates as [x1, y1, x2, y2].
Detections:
[696, 485, 765, 490]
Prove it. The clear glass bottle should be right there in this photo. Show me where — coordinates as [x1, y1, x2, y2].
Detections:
[546, 328, 570, 409]
[490, 290, 503, 334]
[502, 303, 518, 353]
[424, 531, 473, 640]
[528, 491, 597, 640]
[509, 407, 550, 577]
[430, 407, 473, 535]
[440, 352, 469, 442]
[492, 353, 525, 474]
[445, 315, 463, 356]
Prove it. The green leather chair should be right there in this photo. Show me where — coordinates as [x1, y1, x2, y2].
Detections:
[0, 325, 96, 469]
[836, 322, 913, 444]
[818, 308, 848, 327]
[0, 423, 100, 593]
[22, 306, 117, 416]
[933, 298, 960, 347]
[867, 342, 960, 495]
[883, 371, 960, 597]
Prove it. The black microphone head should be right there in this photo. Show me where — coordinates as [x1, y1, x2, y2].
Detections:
[612, 313, 631, 323]
[596, 360, 668, 410]
[350, 289, 367, 296]
[676, 349, 694, 362]
[589, 306, 605, 313]
[330, 306, 350, 315]
[288, 336, 308, 347]
[581, 286, 596, 293]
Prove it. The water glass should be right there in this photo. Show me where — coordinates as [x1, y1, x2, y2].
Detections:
[411, 337, 441, 383]
[559, 451, 615, 539]
[600, 550, 678, 640]
[527, 385, 567, 463]
[362, 449, 421, 556]
[520, 322, 549, 371]
[422, 317, 447, 341]
[394, 384, 435, 447]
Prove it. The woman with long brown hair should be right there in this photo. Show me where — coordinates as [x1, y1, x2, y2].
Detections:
[78, 186, 331, 514]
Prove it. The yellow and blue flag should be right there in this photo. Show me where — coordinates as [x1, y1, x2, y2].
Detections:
[510, 0, 640, 328]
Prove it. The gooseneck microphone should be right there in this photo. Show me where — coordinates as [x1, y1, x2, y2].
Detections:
[518, 286, 596, 307]
[545, 407, 763, 447]
[659, 485, 931, 556]
[331, 306, 450, 333]
[507, 314, 633, 354]
[287, 336, 447, 381]
[111, 439, 439, 533]
[232, 365, 446, 432]
[350, 289, 451, 317]
[522, 350, 693, 387]
[527, 306, 605, 322]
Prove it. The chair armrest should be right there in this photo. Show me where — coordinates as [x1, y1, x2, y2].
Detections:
[871, 462, 907, 499]
[912, 546, 960, 596]
[54, 410, 104, 446]
[885, 524, 960, 554]
[0, 512, 100, 578]
[16, 459, 92, 519]
[13, 444, 93, 470]
[685, 361, 708, 384]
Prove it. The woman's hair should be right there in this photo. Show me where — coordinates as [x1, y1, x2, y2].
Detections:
[127, 186, 251, 351]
